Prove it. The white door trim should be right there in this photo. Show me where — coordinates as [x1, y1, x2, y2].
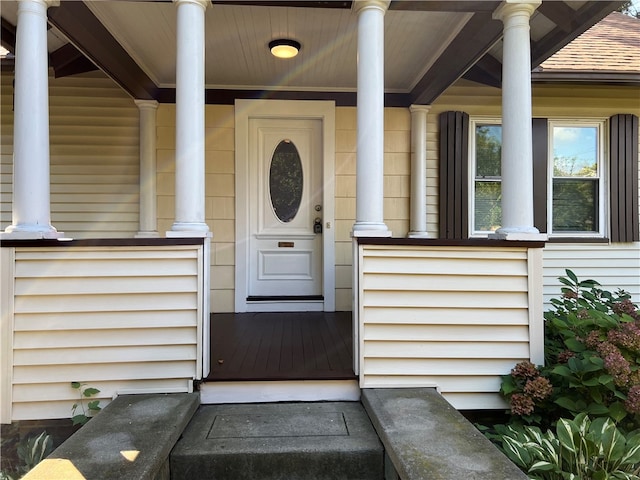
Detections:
[234, 99, 336, 313]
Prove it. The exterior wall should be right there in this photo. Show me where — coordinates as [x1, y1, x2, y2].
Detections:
[357, 242, 544, 410]
[156, 104, 236, 312]
[157, 104, 411, 312]
[431, 81, 640, 305]
[0, 243, 203, 422]
[0, 71, 139, 238]
[542, 243, 640, 308]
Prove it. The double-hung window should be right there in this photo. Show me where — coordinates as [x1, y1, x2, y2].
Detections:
[549, 122, 605, 237]
[469, 118, 607, 238]
[471, 120, 502, 235]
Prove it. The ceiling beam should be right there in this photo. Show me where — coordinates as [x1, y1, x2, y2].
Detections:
[1, 18, 16, 53]
[409, 12, 503, 105]
[50, 43, 98, 78]
[212, 1, 351, 8]
[537, 2, 581, 33]
[531, 1, 625, 68]
[462, 53, 502, 88]
[47, 0, 158, 100]
[389, 1, 500, 13]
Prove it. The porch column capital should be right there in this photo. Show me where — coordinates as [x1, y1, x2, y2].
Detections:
[3, 0, 63, 239]
[353, 0, 390, 15]
[409, 104, 431, 115]
[172, 0, 209, 10]
[491, 0, 546, 241]
[134, 99, 159, 111]
[408, 104, 431, 238]
[493, 0, 541, 23]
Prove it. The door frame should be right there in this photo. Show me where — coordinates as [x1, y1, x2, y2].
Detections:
[234, 99, 336, 313]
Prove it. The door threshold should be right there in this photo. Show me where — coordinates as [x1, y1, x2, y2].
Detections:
[247, 295, 324, 301]
[199, 380, 360, 404]
[245, 301, 324, 312]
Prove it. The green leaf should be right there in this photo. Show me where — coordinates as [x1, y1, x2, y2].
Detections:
[566, 270, 578, 284]
[556, 418, 577, 453]
[529, 460, 555, 472]
[71, 414, 88, 426]
[608, 402, 628, 423]
[83, 388, 100, 397]
[564, 338, 586, 352]
[552, 365, 574, 378]
[71, 382, 81, 389]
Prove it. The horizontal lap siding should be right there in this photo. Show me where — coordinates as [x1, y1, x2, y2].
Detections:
[0, 72, 139, 238]
[10, 246, 201, 421]
[360, 245, 534, 409]
[543, 243, 640, 306]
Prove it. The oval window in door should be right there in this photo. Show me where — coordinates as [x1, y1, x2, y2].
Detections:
[269, 140, 303, 223]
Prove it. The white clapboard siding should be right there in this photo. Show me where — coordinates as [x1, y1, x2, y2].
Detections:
[0, 71, 139, 238]
[543, 243, 640, 307]
[358, 244, 543, 410]
[3, 244, 203, 421]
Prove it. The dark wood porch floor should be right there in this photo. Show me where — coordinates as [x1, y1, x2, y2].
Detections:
[205, 311, 355, 382]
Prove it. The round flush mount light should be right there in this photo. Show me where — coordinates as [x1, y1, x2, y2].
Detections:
[269, 39, 301, 59]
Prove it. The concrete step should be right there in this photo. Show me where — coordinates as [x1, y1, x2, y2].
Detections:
[170, 401, 384, 480]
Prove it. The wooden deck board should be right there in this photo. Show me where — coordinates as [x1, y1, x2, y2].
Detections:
[206, 312, 355, 381]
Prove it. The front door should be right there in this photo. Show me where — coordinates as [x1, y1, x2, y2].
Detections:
[247, 118, 323, 304]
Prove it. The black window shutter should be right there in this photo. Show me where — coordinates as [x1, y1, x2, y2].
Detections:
[532, 118, 548, 233]
[438, 111, 469, 239]
[610, 114, 639, 243]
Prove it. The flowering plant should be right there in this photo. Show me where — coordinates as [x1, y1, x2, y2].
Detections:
[500, 270, 639, 432]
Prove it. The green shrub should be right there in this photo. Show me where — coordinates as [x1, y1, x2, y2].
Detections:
[500, 270, 639, 432]
[498, 413, 640, 480]
[0, 431, 53, 480]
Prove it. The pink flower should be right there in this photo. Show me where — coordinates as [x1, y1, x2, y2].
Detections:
[510, 393, 535, 416]
[523, 376, 553, 401]
[624, 385, 640, 414]
[511, 361, 539, 380]
[603, 350, 631, 387]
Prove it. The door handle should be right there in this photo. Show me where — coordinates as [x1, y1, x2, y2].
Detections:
[313, 217, 323, 234]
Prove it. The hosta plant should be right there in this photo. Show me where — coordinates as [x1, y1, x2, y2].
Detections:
[499, 413, 640, 480]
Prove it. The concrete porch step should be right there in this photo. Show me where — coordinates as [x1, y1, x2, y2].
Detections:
[170, 401, 384, 480]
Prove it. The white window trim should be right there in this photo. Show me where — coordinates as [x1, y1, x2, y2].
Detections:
[547, 119, 608, 239]
[468, 117, 502, 238]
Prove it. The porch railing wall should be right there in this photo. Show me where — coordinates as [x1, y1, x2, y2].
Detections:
[355, 238, 545, 410]
[0, 239, 204, 423]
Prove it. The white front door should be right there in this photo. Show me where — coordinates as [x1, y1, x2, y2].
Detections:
[247, 118, 323, 302]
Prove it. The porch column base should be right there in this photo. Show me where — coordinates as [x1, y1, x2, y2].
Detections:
[0, 229, 65, 240]
[352, 227, 392, 238]
[407, 231, 430, 239]
[135, 231, 160, 238]
[489, 231, 547, 241]
[166, 229, 212, 239]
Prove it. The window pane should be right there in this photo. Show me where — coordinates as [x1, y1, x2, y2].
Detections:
[269, 140, 303, 223]
[474, 181, 502, 232]
[552, 179, 598, 232]
[553, 126, 597, 178]
[475, 125, 502, 177]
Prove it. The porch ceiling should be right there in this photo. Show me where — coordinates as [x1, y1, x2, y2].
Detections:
[0, 0, 625, 106]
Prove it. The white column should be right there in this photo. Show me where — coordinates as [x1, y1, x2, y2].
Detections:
[492, 0, 545, 240]
[3, 0, 62, 239]
[135, 100, 159, 238]
[169, 0, 210, 236]
[352, 0, 391, 237]
[408, 105, 430, 238]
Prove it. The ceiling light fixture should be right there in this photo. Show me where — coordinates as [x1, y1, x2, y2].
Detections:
[269, 39, 301, 59]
